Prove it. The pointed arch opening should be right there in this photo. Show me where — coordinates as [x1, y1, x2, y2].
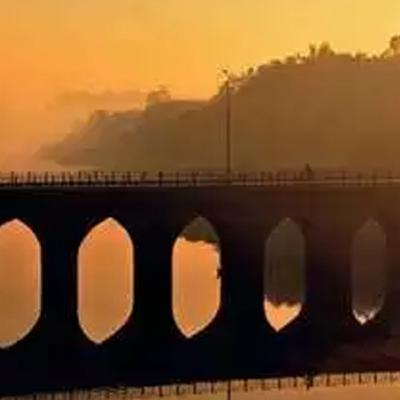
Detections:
[172, 216, 221, 338]
[264, 218, 305, 331]
[0, 219, 41, 348]
[78, 218, 134, 344]
[352, 219, 386, 325]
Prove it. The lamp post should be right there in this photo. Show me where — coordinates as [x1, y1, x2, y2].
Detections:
[222, 69, 232, 176]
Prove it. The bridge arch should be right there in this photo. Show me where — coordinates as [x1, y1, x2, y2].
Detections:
[263, 217, 306, 332]
[172, 216, 221, 338]
[352, 218, 387, 324]
[0, 219, 41, 348]
[78, 217, 134, 344]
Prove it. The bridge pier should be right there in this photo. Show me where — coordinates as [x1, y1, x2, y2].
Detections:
[370, 220, 400, 371]
[301, 219, 361, 373]
[177, 214, 272, 381]
[0, 216, 93, 394]
[90, 217, 186, 386]
[217, 219, 275, 377]
[131, 225, 183, 382]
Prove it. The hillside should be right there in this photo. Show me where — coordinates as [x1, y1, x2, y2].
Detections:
[43, 39, 400, 173]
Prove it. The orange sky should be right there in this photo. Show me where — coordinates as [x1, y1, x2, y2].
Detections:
[1, 0, 400, 103]
[1, 0, 400, 169]
[1, 3, 400, 398]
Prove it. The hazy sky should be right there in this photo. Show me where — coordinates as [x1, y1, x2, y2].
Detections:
[1, 4, 400, 398]
[1, 0, 400, 169]
[1, 0, 400, 103]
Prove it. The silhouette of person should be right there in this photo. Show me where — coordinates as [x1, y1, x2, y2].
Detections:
[305, 373, 314, 390]
[304, 164, 313, 180]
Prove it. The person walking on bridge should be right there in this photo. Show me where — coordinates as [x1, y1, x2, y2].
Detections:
[304, 163, 314, 180]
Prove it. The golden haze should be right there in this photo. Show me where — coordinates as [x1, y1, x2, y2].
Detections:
[1, 1, 400, 398]
[1, 0, 400, 170]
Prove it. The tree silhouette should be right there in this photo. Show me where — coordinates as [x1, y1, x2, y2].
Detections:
[44, 35, 400, 174]
[146, 85, 171, 106]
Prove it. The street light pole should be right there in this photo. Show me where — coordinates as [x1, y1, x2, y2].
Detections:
[223, 70, 232, 176]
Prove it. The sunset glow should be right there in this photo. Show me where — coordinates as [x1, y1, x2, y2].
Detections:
[1, 1, 400, 398]
[1, 0, 400, 167]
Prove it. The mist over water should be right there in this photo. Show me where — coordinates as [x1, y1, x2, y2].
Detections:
[0, 89, 148, 173]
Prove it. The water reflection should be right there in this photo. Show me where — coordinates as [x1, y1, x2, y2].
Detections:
[264, 303, 302, 332]
[264, 218, 305, 330]
[173, 237, 220, 337]
[352, 219, 386, 324]
[0, 220, 40, 347]
[78, 218, 134, 343]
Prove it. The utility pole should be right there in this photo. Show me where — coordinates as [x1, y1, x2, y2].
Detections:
[222, 69, 232, 176]
[227, 380, 232, 400]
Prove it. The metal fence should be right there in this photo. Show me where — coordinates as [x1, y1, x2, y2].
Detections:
[4, 371, 400, 400]
[0, 170, 400, 188]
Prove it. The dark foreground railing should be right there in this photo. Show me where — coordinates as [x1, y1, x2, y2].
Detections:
[0, 169, 400, 188]
[3, 371, 400, 400]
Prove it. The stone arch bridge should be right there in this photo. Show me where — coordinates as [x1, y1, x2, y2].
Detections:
[0, 170, 400, 395]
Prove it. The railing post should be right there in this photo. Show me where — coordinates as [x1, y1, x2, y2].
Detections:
[260, 171, 265, 185]
[191, 172, 197, 186]
[158, 171, 163, 186]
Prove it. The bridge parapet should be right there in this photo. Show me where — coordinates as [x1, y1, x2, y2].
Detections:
[0, 170, 399, 188]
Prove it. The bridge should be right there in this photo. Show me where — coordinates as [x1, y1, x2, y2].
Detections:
[1, 170, 400, 396]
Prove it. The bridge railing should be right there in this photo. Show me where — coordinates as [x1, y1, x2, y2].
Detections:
[0, 170, 399, 187]
[5, 371, 400, 400]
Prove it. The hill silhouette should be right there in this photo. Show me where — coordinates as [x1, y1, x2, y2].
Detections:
[43, 37, 400, 172]
[41, 39, 398, 308]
